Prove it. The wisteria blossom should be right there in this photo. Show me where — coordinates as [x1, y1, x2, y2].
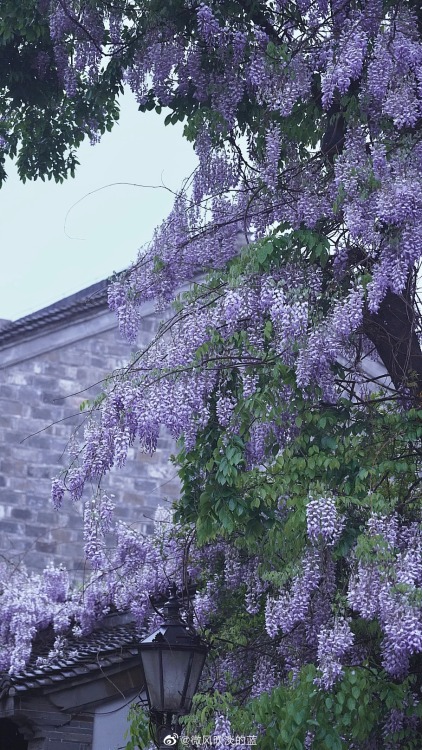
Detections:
[316, 618, 354, 689]
[348, 515, 422, 679]
[306, 496, 345, 547]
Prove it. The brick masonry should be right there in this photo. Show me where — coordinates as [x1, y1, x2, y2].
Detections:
[0, 283, 180, 576]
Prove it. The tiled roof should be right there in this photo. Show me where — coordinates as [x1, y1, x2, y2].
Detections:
[0, 279, 110, 347]
[1, 615, 145, 696]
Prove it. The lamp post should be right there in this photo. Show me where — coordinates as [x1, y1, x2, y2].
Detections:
[139, 586, 208, 749]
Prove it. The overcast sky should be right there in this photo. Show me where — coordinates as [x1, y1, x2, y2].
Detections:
[0, 93, 198, 321]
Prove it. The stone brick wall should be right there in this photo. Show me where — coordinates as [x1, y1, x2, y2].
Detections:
[36, 715, 94, 750]
[1, 699, 94, 750]
[0, 288, 179, 576]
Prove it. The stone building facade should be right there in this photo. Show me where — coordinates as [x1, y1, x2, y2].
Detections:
[0, 280, 179, 575]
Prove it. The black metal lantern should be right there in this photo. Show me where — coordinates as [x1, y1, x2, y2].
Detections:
[139, 586, 208, 748]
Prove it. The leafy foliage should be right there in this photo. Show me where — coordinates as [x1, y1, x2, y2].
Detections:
[125, 704, 152, 750]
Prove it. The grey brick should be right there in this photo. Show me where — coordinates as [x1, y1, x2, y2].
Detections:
[11, 507, 33, 520]
[35, 540, 57, 554]
[25, 524, 49, 538]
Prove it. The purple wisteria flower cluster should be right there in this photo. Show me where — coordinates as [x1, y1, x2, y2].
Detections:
[348, 514, 422, 679]
[315, 618, 354, 689]
[306, 496, 345, 547]
[263, 496, 352, 686]
[265, 548, 322, 639]
[0, 562, 71, 673]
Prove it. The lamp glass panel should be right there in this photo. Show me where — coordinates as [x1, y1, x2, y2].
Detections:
[141, 644, 207, 713]
[182, 651, 207, 708]
[161, 649, 194, 712]
[140, 650, 162, 710]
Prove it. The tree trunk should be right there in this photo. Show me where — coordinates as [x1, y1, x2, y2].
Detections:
[362, 280, 422, 395]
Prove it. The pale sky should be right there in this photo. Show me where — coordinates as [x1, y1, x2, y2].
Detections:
[0, 93, 198, 321]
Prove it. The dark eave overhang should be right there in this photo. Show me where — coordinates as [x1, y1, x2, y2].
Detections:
[0, 279, 109, 349]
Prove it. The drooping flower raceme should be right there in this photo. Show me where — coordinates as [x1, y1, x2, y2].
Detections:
[348, 515, 422, 679]
[306, 496, 345, 547]
[316, 618, 354, 689]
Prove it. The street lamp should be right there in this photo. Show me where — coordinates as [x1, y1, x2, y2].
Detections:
[139, 585, 208, 749]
